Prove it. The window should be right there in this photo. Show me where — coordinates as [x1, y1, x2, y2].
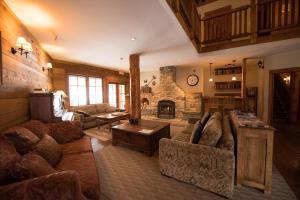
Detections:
[108, 83, 117, 107]
[69, 75, 87, 106]
[89, 77, 103, 104]
[119, 84, 126, 109]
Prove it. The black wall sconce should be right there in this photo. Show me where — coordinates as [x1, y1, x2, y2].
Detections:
[11, 37, 33, 58]
[258, 60, 264, 69]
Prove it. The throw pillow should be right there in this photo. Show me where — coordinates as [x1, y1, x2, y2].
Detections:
[209, 112, 222, 121]
[199, 118, 222, 147]
[48, 121, 83, 144]
[76, 110, 90, 117]
[95, 103, 108, 113]
[217, 115, 235, 151]
[11, 153, 56, 181]
[33, 134, 62, 167]
[189, 112, 211, 144]
[3, 127, 39, 154]
[0, 138, 20, 184]
[189, 120, 202, 144]
[20, 120, 49, 139]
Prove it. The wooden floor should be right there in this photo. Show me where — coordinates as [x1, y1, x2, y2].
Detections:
[273, 122, 300, 199]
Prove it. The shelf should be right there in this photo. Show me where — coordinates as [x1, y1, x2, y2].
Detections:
[215, 81, 241, 90]
[215, 66, 242, 75]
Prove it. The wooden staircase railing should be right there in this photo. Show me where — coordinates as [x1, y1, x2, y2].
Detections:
[257, 0, 300, 35]
[201, 5, 250, 45]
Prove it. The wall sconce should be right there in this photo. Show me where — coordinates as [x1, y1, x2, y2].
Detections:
[258, 60, 264, 69]
[11, 37, 33, 58]
[43, 62, 53, 71]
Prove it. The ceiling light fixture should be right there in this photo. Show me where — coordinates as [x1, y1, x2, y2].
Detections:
[131, 37, 136, 41]
[209, 63, 213, 82]
[11, 36, 33, 58]
[231, 60, 237, 81]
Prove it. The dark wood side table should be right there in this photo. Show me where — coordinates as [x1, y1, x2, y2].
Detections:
[111, 120, 170, 156]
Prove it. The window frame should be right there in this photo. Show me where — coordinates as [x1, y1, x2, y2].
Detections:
[88, 76, 104, 105]
[108, 82, 127, 109]
[68, 75, 87, 106]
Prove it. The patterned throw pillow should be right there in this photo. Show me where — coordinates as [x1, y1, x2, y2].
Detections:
[217, 115, 235, 151]
[189, 112, 211, 144]
[48, 121, 83, 144]
[33, 134, 62, 167]
[21, 120, 49, 139]
[11, 153, 56, 181]
[199, 118, 222, 147]
[0, 138, 20, 184]
[3, 127, 39, 154]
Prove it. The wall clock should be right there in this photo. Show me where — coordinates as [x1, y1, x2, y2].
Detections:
[187, 74, 199, 86]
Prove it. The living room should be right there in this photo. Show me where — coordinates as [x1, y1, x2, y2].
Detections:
[0, 0, 300, 200]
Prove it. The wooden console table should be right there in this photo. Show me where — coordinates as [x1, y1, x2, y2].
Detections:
[229, 111, 275, 195]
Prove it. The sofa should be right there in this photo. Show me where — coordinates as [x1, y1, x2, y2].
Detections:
[0, 120, 100, 200]
[159, 112, 235, 198]
[70, 103, 118, 129]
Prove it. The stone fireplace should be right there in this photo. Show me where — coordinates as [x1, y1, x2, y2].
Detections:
[157, 100, 175, 119]
[141, 66, 202, 118]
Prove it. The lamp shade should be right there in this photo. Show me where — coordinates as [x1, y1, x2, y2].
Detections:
[55, 90, 68, 98]
[24, 42, 33, 52]
[46, 62, 53, 69]
[16, 37, 26, 48]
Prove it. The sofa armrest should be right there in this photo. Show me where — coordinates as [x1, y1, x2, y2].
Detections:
[159, 138, 235, 198]
[0, 171, 87, 200]
[73, 112, 84, 122]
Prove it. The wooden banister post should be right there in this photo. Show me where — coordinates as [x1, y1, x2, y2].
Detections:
[129, 54, 141, 119]
[250, 0, 257, 43]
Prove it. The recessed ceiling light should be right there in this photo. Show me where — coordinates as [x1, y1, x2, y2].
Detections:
[131, 37, 136, 41]
[120, 57, 124, 60]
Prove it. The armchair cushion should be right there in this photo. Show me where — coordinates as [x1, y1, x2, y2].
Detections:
[11, 153, 56, 181]
[76, 110, 90, 117]
[20, 120, 49, 139]
[33, 134, 62, 166]
[172, 134, 190, 142]
[3, 127, 39, 154]
[0, 138, 20, 184]
[48, 121, 83, 144]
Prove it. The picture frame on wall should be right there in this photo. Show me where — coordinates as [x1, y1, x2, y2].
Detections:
[0, 31, 2, 85]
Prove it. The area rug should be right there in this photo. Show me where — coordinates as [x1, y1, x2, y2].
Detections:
[84, 127, 112, 142]
[94, 145, 298, 200]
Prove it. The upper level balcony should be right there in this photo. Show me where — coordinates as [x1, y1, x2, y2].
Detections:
[166, 0, 300, 53]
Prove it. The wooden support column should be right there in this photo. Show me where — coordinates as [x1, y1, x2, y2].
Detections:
[129, 54, 141, 119]
[288, 71, 300, 123]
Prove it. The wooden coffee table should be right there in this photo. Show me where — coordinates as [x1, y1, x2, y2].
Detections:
[111, 120, 170, 156]
[96, 112, 130, 131]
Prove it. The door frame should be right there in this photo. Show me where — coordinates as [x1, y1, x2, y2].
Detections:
[268, 67, 300, 125]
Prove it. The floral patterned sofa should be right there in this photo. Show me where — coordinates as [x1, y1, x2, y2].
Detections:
[159, 113, 235, 198]
[0, 120, 100, 200]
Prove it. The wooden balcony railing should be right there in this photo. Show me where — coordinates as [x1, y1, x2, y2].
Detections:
[257, 0, 300, 35]
[166, 0, 201, 51]
[166, 0, 300, 53]
[201, 5, 250, 45]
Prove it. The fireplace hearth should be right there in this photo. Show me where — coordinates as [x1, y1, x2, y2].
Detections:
[157, 100, 175, 119]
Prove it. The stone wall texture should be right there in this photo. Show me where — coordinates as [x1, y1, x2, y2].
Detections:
[141, 66, 201, 118]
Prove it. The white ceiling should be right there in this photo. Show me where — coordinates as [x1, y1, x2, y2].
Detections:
[5, 0, 300, 72]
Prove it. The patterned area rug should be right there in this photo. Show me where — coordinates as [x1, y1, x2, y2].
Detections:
[84, 127, 112, 142]
[94, 145, 297, 200]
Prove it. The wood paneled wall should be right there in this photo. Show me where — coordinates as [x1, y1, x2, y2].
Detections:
[0, 1, 53, 132]
[52, 60, 129, 108]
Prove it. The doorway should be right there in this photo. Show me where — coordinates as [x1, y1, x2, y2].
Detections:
[269, 67, 300, 199]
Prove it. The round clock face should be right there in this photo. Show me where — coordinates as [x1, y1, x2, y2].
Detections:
[187, 74, 199, 86]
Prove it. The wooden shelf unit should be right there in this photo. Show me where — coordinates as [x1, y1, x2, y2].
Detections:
[215, 66, 242, 75]
[215, 81, 242, 90]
